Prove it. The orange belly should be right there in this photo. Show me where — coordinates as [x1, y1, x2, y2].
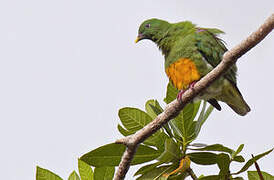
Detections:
[165, 58, 201, 90]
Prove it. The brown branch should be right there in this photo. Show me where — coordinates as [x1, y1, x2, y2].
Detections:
[252, 154, 264, 180]
[187, 168, 198, 180]
[114, 14, 274, 180]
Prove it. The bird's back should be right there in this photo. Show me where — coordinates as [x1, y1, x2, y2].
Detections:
[135, 18, 250, 115]
[161, 22, 250, 115]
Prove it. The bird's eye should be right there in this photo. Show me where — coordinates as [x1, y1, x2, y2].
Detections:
[145, 24, 151, 28]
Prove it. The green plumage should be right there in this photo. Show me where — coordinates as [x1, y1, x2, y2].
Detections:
[136, 18, 250, 116]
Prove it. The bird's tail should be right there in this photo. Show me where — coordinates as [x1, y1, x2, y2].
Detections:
[219, 82, 251, 116]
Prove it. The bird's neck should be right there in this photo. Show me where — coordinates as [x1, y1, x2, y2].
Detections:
[156, 36, 172, 57]
[153, 31, 173, 57]
[155, 21, 196, 57]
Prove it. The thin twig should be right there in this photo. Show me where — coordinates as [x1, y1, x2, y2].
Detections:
[114, 14, 274, 180]
[187, 168, 198, 180]
[252, 154, 265, 180]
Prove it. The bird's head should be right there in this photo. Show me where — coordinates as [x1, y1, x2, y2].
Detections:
[135, 18, 170, 43]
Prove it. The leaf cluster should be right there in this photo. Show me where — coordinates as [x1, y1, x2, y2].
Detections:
[36, 83, 273, 180]
[37, 159, 114, 180]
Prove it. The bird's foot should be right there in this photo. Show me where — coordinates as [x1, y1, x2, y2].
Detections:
[190, 81, 197, 90]
[177, 82, 197, 102]
[177, 89, 185, 102]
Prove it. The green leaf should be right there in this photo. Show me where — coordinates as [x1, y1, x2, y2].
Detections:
[36, 166, 63, 180]
[194, 101, 207, 137]
[233, 148, 273, 175]
[136, 165, 177, 180]
[118, 107, 165, 148]
[144, 131, 168, 152]
[162, 123, 173, 139]
[248, 171, 274, 180]
[185, 121, 197, 143]
[164, 82, 178, 104]
[117, 124, 133, 136]
[118, 123, 166, 150]
[145, 99, 162, 119]
[232, 144, 244, 159]
[176, 101, 202, 143]
[168, 172, 188, 180]
[216, 153, 230, 177]
[203, 104, 214, 122]
[190, 143, 207, 148]
[118, 107, 152, 133]
[78, 159, 93, 180]
[192, 100, 201, 120]
[146, 100, 173, 138]
[157, 138, 181, 163]
[169, 119, 183, 139]
[183, 102, 195, 122]
[188, 152, 218, 165]
[232, 177, 244, 180]
[183, 102, 198, 142]
[68, 171, 80, 180]
[172, 102, 197, 142]
[93, 167, 114, 180]
[233, 155, 245, 163]
[80, 143, 161, 167]
[199, 175, 220, 180]
[134, 162, 162, 176]
[194, 101, 213, 138]
[191, 144, 234, 154]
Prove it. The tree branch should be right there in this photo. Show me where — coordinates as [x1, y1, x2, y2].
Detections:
[252, 154, 264, 180]
[187, 168, 198, 180]
[114, 14, 274, 180]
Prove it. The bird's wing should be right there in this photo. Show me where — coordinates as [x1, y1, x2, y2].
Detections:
[195, 28, 238, 85]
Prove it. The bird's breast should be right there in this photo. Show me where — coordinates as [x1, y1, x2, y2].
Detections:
[165, 58, 201, 90]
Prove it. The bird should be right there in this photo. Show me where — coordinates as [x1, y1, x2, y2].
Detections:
[135, 18, 250, 116]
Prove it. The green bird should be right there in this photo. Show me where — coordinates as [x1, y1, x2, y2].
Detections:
[135, 18, 250, 116]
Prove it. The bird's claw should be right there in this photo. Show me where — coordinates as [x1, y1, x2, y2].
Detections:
[177, 81, 197, 102]
[190, 81, 196, 90]
[177, 89, 185, 102]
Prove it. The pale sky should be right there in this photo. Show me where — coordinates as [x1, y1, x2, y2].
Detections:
[0, 0, 273, 179]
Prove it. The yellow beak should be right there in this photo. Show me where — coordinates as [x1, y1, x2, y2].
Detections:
[135, 37, 140, 43]
[135, 34, 144, 43]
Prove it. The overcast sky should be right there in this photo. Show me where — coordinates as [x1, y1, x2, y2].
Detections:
[0, 0, 273, 179]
